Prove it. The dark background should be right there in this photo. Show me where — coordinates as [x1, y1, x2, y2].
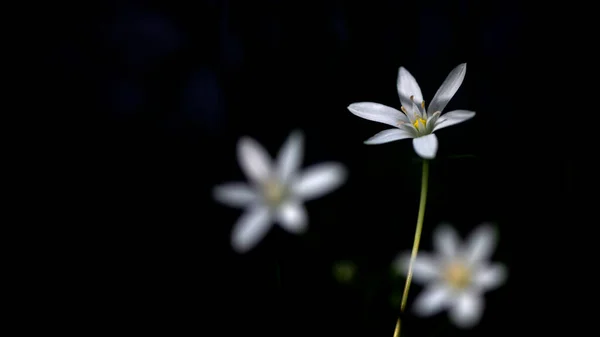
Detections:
[46, 0, 573, 336]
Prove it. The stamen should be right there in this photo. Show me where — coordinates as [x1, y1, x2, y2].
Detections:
[421, 101, 426, 109]
[400, 106, 408, 114]
[413, 118, 427, 130]
[444, 262, 472, 290]
[410, 95, 414, 101]
[264, 180, 285, 205]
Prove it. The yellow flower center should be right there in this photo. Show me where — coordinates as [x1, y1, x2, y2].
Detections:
[263, 179, 285, 205]
[443, 261, 472, 290]
[413, 117, 427, 130]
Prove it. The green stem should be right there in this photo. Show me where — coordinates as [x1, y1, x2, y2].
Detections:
[393, 159, 429, 337]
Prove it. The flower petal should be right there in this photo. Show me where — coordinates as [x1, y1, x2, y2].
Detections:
[400, 123, 418, 137]
[277, 201, 308, 234]
[426, 111, 441, 134]
[432, 110, 476, 132]
[428, 63, 467, 115]
[413, 284, 452, 317]
[364, 128, 413, 145]
[231, 206, 272, 253]
[449, 291, 484, 328]
[412, 133, 438, 159]
[433, 224, 460, 258]
[237, 137, 273, 183]
[213, 182, 257, 208]
[276, 130, 304, 183]
[347, 102, 409, 127]
[464, 224, 498, 265]
[292, 163, 347, 201]
[397, 67, 424, 112]
[409, 101, 421, 122]
[473, 263, 507, 291]
[394, 252, 441, 284]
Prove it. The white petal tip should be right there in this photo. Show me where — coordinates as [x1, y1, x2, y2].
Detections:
[419, 153, 436, 159]
[232, 243, 249, 254]
[416, 150, 437, 159]
[211, 187, 224, 203]
[231, 235, 254, 254]
[347, 103, 360, 110]
[347, 103, 366, 116]
[286, 129, 305, 146]
[473, 223, 498, 241]
[238, 136, 252, 144]
[463, 111, 476, 118]
[434, 223, 457, 238]
[412, 134, 438, 159]
[236, 136, 255, 154]
[289, 129, 304, 137]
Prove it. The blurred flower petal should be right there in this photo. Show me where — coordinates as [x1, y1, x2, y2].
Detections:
[292, 163, 347, 200]
[434, 224, 460, 257]
[473, 264, 507, 290]
[277, 201, 308, 234]
[276, 130, 304, 183]
[394, 223, 507, 329]
[413, 284, 451, 316]
[464, 224, 497, 264]
[394, 253, 440, 283]
[449, 291, 484, 328]
[231, 206, 272, 253]
[212, 183, 256, 208]
[237, 137, 272, 183]
[216, 131, 347, 253]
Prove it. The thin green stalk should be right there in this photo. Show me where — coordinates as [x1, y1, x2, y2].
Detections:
[393, 159, 429, 337]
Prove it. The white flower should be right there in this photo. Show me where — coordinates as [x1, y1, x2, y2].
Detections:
[348, 63, 475, 159]
[213, 131, 347, 253]
[393, 224, 507, 328]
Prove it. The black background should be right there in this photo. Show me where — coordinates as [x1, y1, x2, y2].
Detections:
[44, 1, 574, 336]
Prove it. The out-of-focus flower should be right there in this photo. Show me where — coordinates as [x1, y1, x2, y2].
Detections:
[393, 224, 507, 328]
[348, 63, 475, 159]
[213, 131, 347, 253]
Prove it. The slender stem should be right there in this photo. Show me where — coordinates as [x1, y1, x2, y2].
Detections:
[393, 159, 429, 337]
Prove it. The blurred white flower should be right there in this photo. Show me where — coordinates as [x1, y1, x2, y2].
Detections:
[393, 224, 507, 328]
[348, 63, 475, 159]
[213, 131, 347, 253]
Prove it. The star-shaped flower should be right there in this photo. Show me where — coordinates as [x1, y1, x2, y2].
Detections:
[348, 63, 475, 159]
[393, 224, 507, 328]
[213, 131, 347, 253]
